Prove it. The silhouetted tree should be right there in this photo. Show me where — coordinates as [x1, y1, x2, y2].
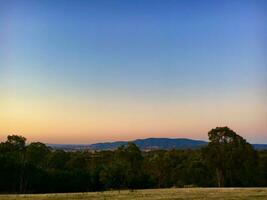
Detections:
[202, 127, 258, 187]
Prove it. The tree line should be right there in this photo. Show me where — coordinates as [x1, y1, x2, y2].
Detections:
[0, 127, 267, 193]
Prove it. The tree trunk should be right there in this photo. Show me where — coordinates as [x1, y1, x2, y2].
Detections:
[216, 168, 224, 187]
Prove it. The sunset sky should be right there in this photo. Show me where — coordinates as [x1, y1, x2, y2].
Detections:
[0, 0, 266, 144]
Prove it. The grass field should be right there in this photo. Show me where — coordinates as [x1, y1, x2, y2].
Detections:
[0, 188, 267, 200]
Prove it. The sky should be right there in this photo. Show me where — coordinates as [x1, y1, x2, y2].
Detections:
[0, 0, 266, 144]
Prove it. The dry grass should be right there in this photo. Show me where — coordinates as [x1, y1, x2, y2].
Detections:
[0, 188, 267, 200]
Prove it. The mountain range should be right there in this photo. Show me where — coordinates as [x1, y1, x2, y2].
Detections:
[48, 138, 267, 151]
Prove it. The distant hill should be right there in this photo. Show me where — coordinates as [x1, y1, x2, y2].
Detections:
[48, 138, 267, 151]
[90, 138, 207, 150]
[253, 144, 267, 150]
[48, 138, 208, 151]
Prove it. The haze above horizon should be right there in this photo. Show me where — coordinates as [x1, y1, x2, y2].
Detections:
[0, 0, 266, 144]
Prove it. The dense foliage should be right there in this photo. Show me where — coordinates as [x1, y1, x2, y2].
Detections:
[0, 127, 266, 194]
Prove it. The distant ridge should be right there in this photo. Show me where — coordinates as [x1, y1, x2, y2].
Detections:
[89, 138, 207, 150]
[48, 137, 267, 151]
[253, 144, 267, 150]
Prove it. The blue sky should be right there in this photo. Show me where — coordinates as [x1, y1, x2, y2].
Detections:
[0, 0, 266, 143]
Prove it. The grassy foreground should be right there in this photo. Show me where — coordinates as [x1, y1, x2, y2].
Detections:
[0, 188, 267, 200]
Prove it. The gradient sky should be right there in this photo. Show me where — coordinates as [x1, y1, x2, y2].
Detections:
[0, 0, 266, 144]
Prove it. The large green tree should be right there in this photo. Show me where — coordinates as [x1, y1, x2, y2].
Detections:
[202, 127, 258, 187]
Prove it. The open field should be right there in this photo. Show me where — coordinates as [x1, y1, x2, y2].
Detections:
[0, 188, 267, 200]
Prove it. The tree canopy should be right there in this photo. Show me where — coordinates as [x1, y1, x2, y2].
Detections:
[0, 127, 266, 193]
